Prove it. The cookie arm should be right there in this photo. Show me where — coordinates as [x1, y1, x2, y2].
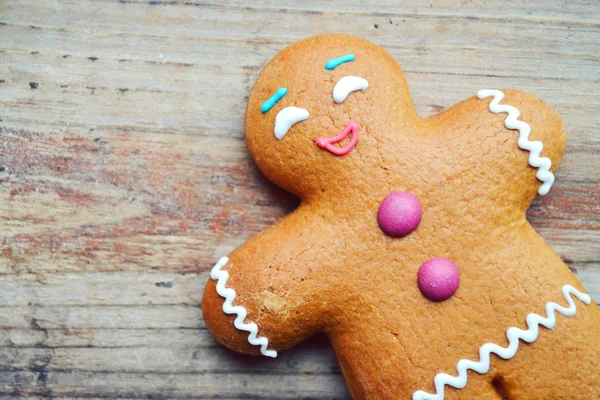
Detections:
[425, 89, 566, 210]
[202, 203, 336, 357]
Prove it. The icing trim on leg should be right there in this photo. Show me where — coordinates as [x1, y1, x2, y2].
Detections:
[413, 284, 592, 400]
[477, 89, 555, 195]
[210, 257, 278, 358]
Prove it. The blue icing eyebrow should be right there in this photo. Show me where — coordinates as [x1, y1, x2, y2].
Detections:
[325, 54, 356, 70]
[261, 87, 288, 113]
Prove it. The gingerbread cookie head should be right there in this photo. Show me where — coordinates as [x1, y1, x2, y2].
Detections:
[204, 34, 600, 400]
[245, 34, 418, 198]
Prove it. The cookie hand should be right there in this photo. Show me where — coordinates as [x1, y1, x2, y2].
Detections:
[202, 204, 335, 357]
[425, 89, 566, 209]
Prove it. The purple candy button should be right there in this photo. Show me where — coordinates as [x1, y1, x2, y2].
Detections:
[417, 258, 460, 302]
[377, 192, 422, 237]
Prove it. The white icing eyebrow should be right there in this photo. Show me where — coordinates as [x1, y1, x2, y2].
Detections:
[274, 106, 309, 140]
[333, 76, 369, 103]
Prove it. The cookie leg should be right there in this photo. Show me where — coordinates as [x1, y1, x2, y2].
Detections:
[491, 304, 600, 399]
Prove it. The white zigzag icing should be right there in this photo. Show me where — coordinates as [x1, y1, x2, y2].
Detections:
[210, 256, 278, 358]
[477, 89, 555, 195]
[413, 285, 592, 400]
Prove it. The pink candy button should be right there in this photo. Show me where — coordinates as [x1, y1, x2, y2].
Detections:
[417, 258, 460, 302]
[377, 192, 422, 237]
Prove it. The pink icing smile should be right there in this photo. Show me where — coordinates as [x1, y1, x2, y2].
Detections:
[316, 120, 359, 156]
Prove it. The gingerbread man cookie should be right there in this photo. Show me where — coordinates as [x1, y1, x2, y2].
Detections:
[202, 34, 600, 399]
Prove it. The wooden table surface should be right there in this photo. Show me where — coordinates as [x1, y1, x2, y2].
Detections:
[1, 1, 599, 398]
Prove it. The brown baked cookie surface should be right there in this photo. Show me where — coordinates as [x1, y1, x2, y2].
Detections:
[202, 34, 600, 399]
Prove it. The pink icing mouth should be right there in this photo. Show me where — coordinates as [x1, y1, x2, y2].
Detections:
[316, 120, 359, 156]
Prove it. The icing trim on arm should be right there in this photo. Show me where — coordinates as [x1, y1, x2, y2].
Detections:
[413, 284, 592, 400]
[210, 257, 278, 358]
[477, 89, 555, 195]
[274, 106, 309, 140]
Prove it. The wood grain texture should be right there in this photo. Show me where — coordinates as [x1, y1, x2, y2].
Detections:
[0, 1, 598, 398]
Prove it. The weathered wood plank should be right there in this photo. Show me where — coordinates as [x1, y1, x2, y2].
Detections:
[0, 398, 270, 400]
[0, 371, 349, 399]
[2, 54, 600, 137]
[0, 0, 599, 399]
[3, 0, 600, 41]
[1, 1, 599, 138]
[1, 267, 599, 307]
[167, 0, 600, 21]
[0, 398, 218, 400]
[1, 127, 598, 278]
[0, 272, 207, 306]
[0, 342, 340, 374]
[0, 328, 213, 348]
[0, 306, 204, 329]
